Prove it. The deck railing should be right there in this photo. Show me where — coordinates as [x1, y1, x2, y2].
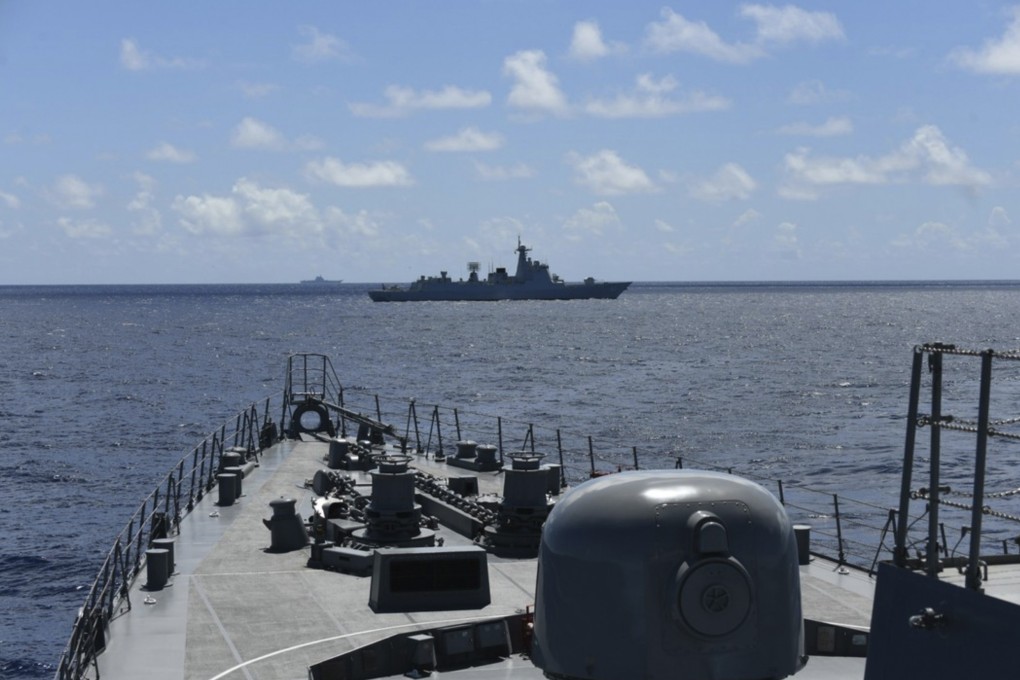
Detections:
[54, 395, 280, 680]
[56, 350, 1020, 679]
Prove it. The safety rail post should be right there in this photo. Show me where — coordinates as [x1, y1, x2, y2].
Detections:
[895, 346, 924, 567]
[632, 446, 639, 470]
[926, 347, 944, 577]
[556, 429, 566, 487]
[432, 405, 444, 458]
[454, 408, 462, 441]
[777, 479, 785, 505]
[189, 447, 200, 510]
[498, 417, 504, 464]
[833, 493, 846, 565]
[588, 436, 596, 477]
[966, 349, 994, 591]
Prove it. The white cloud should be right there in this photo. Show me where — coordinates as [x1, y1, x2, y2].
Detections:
[689, 163, 757, 202]
[231, 117, 285, 150]
[585, 73, 730, 118]
[53, 175, 102, 209]
[564, 201, 622, 236]
[569, 20, 624, 61]
[127, 172, 162, 236]
[424, 127, 504, 152]
[568, 149, 656, 195]
[950, 7, 1020, 75]
[787, 79, 851, 105]
[776, 116, 853, 137]
[234, 179, 319, 232]
[172, 179, 320, 238]
[990, 206, 1011, 228]
[173, 194, 245, 236]
[324, 207, 381, 238]
[119, 38, 202, 71]
[644, 6, 843, 63]
[654, 218, 675, 233]
[0, 189, 20, 209]
[781, 125, 991, 197]
[349, 85, 491, 118]
[57, 216, 112, 239]
[304, 157, 414, 188]
[734, 208, 762, 227]
[146, 142, 197, 163]
[230, 117, 321, 151]
[644, 8, 763, 63]
[473, 161, 535, 181]
[773, 221, 801, 259]
[503, 50, 569, 115]
[740, 4, 845, 45]
[292, 26, 352, 64]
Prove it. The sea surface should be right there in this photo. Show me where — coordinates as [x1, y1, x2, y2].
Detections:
[4, 281, 1020, 678]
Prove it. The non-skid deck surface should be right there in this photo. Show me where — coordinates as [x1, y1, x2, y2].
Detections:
[100, 434, 1020, 680]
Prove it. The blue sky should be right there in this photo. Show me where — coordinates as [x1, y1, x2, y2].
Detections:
[2, 1, 1020, 284]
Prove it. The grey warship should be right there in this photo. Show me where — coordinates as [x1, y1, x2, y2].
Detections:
[55, 346, 1020, 680]
[368, 240, 630, 301]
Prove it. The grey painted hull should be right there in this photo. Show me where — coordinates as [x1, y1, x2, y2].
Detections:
[368, 281, 631, 302]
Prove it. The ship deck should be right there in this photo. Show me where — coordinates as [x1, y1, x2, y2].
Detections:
[91, 433, 1020, 680]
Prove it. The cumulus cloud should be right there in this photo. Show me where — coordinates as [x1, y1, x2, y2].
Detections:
[564, 201, 623, 237]
[324, 206, 381, 238]
[568, 149, 656, 195]
[473, 161, 535, 181]
[644, 8, 762, 63]
[950, 7, 1020, 75]
[349, 85, 491, 118]
[127, 172, 162, 235]
[585, 73, 730, 118]
[990, 206, 1011, 228]
[781, 125, 991, 198]
[644, 5, 843, 63]
[231, 117, 285, 150]
[304, 157, 414, 188]
[424, 127, 504, 152]
[292, 26, 353, 64]
[52, 175, 102, 209]
[787, 79, 852, 105]
[740, 4, 845, 45]
[569, 20, 625, 61]
[773, 221, 801, 259]
[776, 116, 853, 137]
[57, 216, 112, 239]
[689, 163, 757, 202]
[0, 189, 20, 209]
[503, 50, 569, 115]
[172, 179, 320, 237]
[146, 142, 196, 163]
[230, 117, 321, 151]
[119, 38, 202, 71]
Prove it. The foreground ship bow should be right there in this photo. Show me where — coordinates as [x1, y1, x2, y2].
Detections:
[368, 240, 630, 301]
[57, 347, 1020, 680]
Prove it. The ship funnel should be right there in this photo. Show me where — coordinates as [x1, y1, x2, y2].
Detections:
[531, 470, 804, 680]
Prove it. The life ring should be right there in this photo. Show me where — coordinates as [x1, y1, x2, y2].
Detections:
[290, 401, 335, 436]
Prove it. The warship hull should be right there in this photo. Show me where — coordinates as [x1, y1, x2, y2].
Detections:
[368, 280, 630, 302]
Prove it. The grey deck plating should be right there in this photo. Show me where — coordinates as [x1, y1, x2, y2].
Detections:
[95, 430, 1020, 680]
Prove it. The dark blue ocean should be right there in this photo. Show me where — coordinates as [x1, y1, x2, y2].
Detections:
[5, 281, 1020, 678]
